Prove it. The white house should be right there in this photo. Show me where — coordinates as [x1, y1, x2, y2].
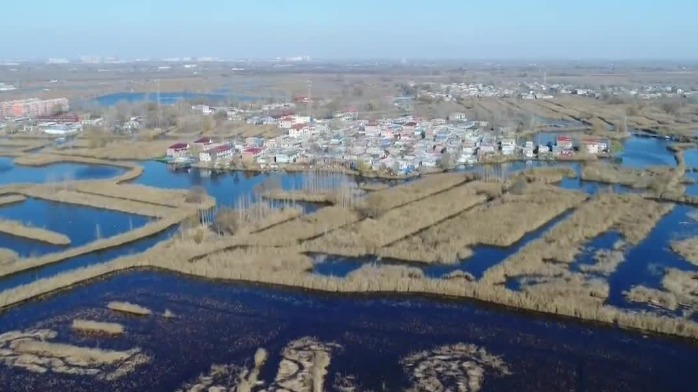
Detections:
[288, 123, 310, 137]
[449, 113, 467, 122]
[199, 145, 233, 163]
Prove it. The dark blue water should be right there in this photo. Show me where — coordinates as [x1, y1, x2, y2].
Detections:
[0, 227, 177, 292]
[134, 161, 345, 211]
[0, 157, 123, 185]
[0, 199, 149, 257]
[607, 206, 698, 309]
[312, 210, 575, 279]
[571, 231, 623, 272]
[683, 149, 698, 169]
[619, 136, 676, 168]
[0, 270, 696, 392]
[94, 92, 254, 107]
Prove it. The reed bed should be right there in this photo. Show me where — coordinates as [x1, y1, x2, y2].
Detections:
[581, 163, 674, 190]
[358, 183, 390, 192]
[520, 166, 577, 183]
[304, 183, 489, 257]
[50, 140, 174, 160]
[3, 236, 698, 340]
[242, 206, 360, 247]
[379, 184, 587, 263]
[19, 186, 176, 217]
[261, 189, 334, 204]
[366, 172, 469, 212]
[13, 153, 136, 169]
[107, 301, 152, 316]
[670, 237, 698, 267]
[0, 213, 188, 278]
[0, 248, 18, 265]
[73, 182, 192, 208]
[71, 319, 125, 335]
[0, 194, 26, 207]
[520, 274, 609, 307]
[482, 194, 671, 285]
[0, 218, 71, 245]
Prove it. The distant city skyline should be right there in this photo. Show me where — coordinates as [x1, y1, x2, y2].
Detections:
[3, 0, 697, 61]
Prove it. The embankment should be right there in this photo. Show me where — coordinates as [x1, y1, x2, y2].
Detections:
[0, 219, 71, 245]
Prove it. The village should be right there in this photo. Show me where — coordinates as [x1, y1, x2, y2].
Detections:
[164, 111, 613, 175]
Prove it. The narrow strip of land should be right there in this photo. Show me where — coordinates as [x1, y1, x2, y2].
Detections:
[0, 219, 71, 245]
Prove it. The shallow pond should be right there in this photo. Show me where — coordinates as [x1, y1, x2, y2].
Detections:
[0, 199, 150, 257]
[0, 271, 696, 391]
[0, 157, 124, 185]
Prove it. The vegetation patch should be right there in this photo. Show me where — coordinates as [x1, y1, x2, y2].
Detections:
[71, 319, 125, 335]
[670, 237, 698, 267]
[0, 218, 71, 245]
[107, 301, 152, 316]
[0, 194, 26, 207]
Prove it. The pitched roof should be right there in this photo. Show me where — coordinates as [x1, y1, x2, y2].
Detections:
[194, 137, 213, 144]
[169, 143, 189, 149]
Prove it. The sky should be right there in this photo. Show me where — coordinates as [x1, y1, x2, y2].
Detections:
[3, 0, 697, 60]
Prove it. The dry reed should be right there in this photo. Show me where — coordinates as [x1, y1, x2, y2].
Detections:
[670, 237, 698, 267]
[71, 319, 125, 335]
[73, 182, 192, 208]
[50, 139, 174, 160]
[261, 189, 334, 204]
[0, 194, 26, 207]
[0, 248, 18, 265]
[107, 301, 152, 316]
[0, 218, 71, 245]
[520, 166, 577, 183]
[482, 194, 672, 285]
[13, 153, 136, 169]
[379, 184, 586, 263]
[582, 163, 674, 191]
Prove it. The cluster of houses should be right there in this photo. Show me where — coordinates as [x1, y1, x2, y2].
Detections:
[165, 113, 610, 174]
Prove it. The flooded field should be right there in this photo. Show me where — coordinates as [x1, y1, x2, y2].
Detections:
[1, 271, 696, 392]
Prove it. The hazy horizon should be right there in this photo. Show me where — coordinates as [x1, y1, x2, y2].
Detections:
[3, 0, 698, 61]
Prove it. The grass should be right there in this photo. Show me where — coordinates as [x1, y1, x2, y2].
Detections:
[378, 184, 586, 263]
[482, 194, 672, 284]
[71, 319, 125, 335]
[0, 194, 26, 207]
[107, 301, 152, 316]
[0, 218, 71, 245]
[358, 183, 390, 192]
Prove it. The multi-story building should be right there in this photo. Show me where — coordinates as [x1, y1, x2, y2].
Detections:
[0, 98, 69, 118]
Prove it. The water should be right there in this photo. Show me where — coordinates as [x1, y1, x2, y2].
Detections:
[0, 198, 150, 257]
[0, 271, 696, 391]
[619, 136, 676, 168]
[0, 227, 176, 292]
[94, 92, 255, 107]
[607, 206, 698, 308]
[0, 157, 124, 185]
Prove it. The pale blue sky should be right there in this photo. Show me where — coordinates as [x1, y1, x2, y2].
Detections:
[3, 0, 697, 60]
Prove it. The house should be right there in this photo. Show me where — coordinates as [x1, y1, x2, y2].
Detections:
[581, 139, 602, 154]
[556, 136, 574, 150]
[199, 144, 233, 163]
[166, 143, 190, 159]
[289, 123, 310, 137]
[193, 137, 214, 150]
[449, 113, 467, 122]
[242, 147, 263, 161]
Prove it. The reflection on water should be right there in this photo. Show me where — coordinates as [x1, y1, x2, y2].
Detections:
[0, 157, 124, 185]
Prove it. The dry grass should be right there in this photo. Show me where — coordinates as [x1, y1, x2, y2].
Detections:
[365, 172, 470, 212]
[579, 249, 626, 276]
[50, 139, 174, 160]
[378, 184, 586, 263]
[71, 319, 125, 335]
[0, 194, 26, 207]
[73, 182, 196, 208]
[304, 182, 490, 257]
[519, 166, 577, 184]
[0, 248, 18, 265]
[267, 337, 341, 392]
[13, 153, 136, 169]
[581, 163, 675, 191]
[671, 237, 698, 267]
[520, 274, 609, 307]
[625, 286, 679, 311]
[261, 189, 334, 204]
[358, 183, 390, 192]
[482, 194, 672, 284]
[18, 185, 177, 217]
[107, 301, 152, 316]
[0, 218, 71, 245]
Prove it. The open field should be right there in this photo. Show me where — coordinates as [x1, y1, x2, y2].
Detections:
[0, 194, 26, 207]
[482, 194, 673, 285]
[71, 319, 125, 335]
[379, 184, 587, 263]
[0, 218, 71, 245]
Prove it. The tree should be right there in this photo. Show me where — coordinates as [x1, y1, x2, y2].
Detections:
[439, 151, 456, 171]
[213, 109, 228, 125]
[185, 186, 207, 203]
[213, 208, 239, 235]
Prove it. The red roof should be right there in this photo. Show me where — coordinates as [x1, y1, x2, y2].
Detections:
[194, 137, 213, 144]
[243, 147, 262, 154]
[291, 123, 306, 130]
[207, 145, 231, 154]
[404, 122, 417, 127]
[557, 136, 573, 142]
[169, 143, 189, 149]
